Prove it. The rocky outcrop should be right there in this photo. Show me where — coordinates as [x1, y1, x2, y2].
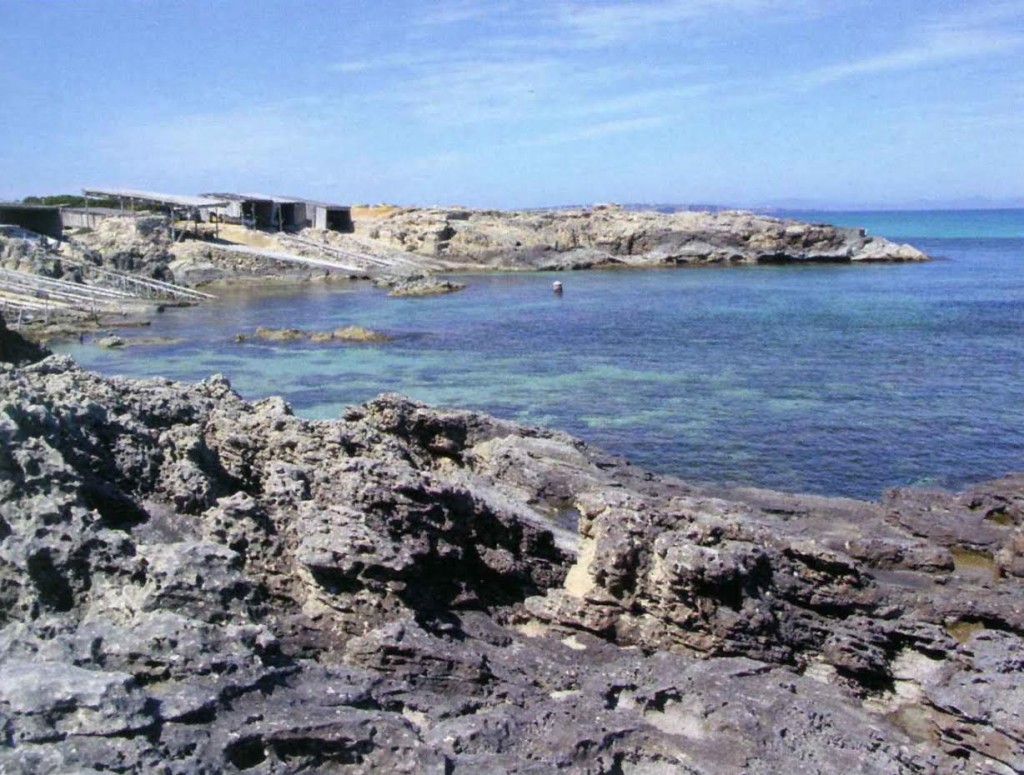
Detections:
[378, 276, 467, 297]
[356, 205, 929, 269]
[1, 353, 1019, 773]
[0, 312, 49, 365]
[68, 215, 177, 280]
[238, 325, 392, 344]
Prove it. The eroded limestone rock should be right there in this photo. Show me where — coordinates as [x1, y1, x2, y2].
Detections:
[355, 205, 928, 269]
[0, 350, 1019, 773]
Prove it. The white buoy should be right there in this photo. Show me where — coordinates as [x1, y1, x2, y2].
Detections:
[552, 281, 563, 295]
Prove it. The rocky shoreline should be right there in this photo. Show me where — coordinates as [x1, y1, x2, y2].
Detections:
[354, 204, 928, 270]
[1, 314, 1021, 773]
[1, 205, 927, 339]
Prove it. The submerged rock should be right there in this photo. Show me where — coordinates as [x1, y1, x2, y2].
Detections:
[253, 325, 306, 341]
[0, 355, 1019, 773]
[318, 325, 392, 342]
[387, 278, 467, 297]
[241, 325, 392, 344]
[96, 334, 125, 348]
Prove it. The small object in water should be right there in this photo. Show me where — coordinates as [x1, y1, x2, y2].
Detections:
[552, 281, 563, 295]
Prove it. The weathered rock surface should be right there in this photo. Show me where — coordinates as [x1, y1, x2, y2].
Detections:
[0, 313, 50, 365]
[238, 325, 392, 344]
[1, 321, 1018, 773]
[386, 278, 467, 297]
[69, 215, 177, 281]
[356, 204, 928, 269]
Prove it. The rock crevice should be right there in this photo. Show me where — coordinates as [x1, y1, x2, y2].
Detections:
[0, 321, 1019, 773]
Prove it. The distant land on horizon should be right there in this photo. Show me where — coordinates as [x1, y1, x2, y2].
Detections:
[8, 191, 1023, 215]
[520, 198, 1024, 214]
[623, 198, 1024, 214]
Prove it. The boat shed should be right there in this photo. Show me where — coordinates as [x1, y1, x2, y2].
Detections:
[61, 207, 122, 229]
[203, 193, 321, 231]
[0, 204, 63, 239]
[290, 198, 353, 232]
[202, 193, 280, 229]
[81, 188, 229, 239]
[200, 194, 350, 232]
[270, 196, 307, 231]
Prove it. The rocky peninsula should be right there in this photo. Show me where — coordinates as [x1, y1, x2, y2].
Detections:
[353, 204, 928, 270]
[1, 313, 1020, 774]
[0, 204, 928, 338]
[26, 205, 931, 283]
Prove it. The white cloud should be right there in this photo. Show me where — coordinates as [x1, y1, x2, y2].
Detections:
[517, 115, 669, 147]
[329, 50, 452, 75]
[91, 98, 356, 192]
[375, 56, 555, 125]
[554, 0, 825, 45]
[416, 1, 519, 26]
[802, 5, 1024, 87]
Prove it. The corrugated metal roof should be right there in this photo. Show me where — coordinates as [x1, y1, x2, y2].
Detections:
[201, 192, 270, 203]
[83, 188, 228, 208]
[203, 192, 308, 204]
[61, 207, 124, 216]
[241, 193, 301, 203]
[281, 197, 350, 209]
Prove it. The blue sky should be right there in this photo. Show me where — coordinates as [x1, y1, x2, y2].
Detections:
[2, 0, 1022, 208]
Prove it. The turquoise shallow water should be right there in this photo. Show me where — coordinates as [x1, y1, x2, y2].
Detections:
[777, 208, 1024, 240]
[55, 210, 1024, 500]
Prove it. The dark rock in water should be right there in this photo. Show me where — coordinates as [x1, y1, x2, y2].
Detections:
[242, 325, 393, 344]
[96, 335, 125, 348]
[387, 278, 467, 297]
[0, 356, 1021, 773]
[0, 312, 50, 365]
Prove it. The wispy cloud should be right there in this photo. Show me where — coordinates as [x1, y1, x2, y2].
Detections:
[516, 115, 669, 147]
[95, 98, 355, 190]
[322, 0, 816, 140]
[329, 50, 451, 75]
[416, 0, 519, 26]
[802, 4, 1024, 87]
[376, 56, 556, 125]
[555, 0, 824, 45]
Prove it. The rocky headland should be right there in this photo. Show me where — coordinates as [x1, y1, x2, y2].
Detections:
[1, 313, 1020, 774]
[1, 205, 928, 339]
[352, 204, 928, 270]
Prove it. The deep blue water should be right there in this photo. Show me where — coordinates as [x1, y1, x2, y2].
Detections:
[55, 210, 1024, 500]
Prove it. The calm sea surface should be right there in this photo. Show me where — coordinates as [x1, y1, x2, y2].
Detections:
[55, 209, 1024, 500]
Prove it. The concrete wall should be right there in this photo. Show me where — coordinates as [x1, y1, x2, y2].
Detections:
[312, 206, 354, 233]
[0, 206, 62, 239]
[61, 208, 119, 229]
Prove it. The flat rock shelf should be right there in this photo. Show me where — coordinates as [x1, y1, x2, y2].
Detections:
[1, 315, 1022, 774]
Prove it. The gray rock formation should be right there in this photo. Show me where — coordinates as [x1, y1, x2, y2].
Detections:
[356, 205, 928, 268]
[0, 313, 50, 365]
[380, 276, 467, 297]
[0, 331, 1018, 772]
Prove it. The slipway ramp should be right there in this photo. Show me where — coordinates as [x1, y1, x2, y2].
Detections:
[209, 243, 364, 273]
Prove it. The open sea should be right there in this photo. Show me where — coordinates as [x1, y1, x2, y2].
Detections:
[55, 209, 1024, 500]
